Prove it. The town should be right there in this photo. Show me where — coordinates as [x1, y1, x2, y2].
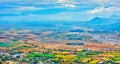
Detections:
[0, 26, 120, 64]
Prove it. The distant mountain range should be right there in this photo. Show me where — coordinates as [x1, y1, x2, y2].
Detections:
[88, 16, 120, 25]
[74, 15, 120, 32]
[0, 15, 120, 32]
[89, 21, 120, 31]
[89, 17, 107, 24]
[106, 22, 120, 31]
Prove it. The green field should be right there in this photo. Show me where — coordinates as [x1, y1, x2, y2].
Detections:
[28, 53, 56, 58]
[113, 55, 120, 61]
[0, 42, 19, 47]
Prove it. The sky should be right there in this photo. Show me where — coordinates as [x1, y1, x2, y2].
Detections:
[0, 0, 120, 22]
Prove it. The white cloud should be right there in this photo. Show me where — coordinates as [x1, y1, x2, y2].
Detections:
[58, 0, 68, 3]
[90, 7, 120, 14]
[57, 0, 76, 8]
[91, 0, 120, 7]
[18, 6, 39, 11]
[60, 3, 76, 8]
[90, 7, 104, 14]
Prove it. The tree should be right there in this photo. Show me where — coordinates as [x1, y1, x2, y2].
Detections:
[0, 62, 2, 64]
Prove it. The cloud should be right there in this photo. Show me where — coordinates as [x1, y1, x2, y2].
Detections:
[57, 0, 77, 8]
[90, 7, 120, 14]
[90, 7, 104, 14]
[57, 0, 76, 3]
[0, 0, 120, 22]
[60, 3, 76, 8]
[91, 0, 120, 7]
[58, 0, 68, 3]
[18, 6, 39, 11]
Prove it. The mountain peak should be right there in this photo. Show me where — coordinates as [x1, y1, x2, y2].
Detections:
[92, 17, 102, 21]
[89, 17, 104, 24]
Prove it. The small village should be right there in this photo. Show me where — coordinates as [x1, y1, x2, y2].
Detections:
[0, 30, 120, 64]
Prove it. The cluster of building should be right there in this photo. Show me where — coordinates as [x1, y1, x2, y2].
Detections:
[0, 29, 120, 64]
